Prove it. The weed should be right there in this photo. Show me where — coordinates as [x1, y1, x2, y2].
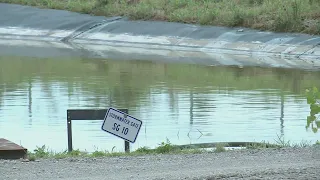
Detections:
[53, 152, 69, 159]
[274, 134, 292, 147]
[91, 150, 107, 157]
[155, 138, 178, 154]
[24, 138, 207, 159]
[33, 145, 50, 158]
[246, 141, 278, 149]
[305, 87, 320, 133]
[214, 143, 227, 153]
[27, 154, 36, 161]
[135, 146, 153, 153]
[293, 140, 312, 148]
[68, 149, 83, 156]
[22, 138, 315, 160]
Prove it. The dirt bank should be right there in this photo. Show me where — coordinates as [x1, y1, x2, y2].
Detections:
[1, 147, 320, 180]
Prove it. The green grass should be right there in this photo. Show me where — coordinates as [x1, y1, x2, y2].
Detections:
[24, 138, 319, 161]
[246, 134, 314, 149]
[0, 0, 319, 35]
[214, 143, 227, 153]
[26, 140, 206, 160]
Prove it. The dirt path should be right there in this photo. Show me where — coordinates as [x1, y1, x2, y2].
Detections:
[1, 147, 320, 180]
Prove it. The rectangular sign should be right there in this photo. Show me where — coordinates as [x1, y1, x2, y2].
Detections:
[101, 108, 142, 143]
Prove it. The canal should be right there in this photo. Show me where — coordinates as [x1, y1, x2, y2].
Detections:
[0, 56, 319, 152]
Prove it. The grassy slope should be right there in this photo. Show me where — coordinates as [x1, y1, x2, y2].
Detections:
[0, 0, 319, 35]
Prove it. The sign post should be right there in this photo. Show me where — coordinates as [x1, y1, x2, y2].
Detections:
[101, 108, 142, 150]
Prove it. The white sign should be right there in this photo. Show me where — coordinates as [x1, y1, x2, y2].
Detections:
[101, 108, 142, 143]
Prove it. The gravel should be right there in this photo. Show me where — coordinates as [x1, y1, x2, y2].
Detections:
[1, 147, 320, 180]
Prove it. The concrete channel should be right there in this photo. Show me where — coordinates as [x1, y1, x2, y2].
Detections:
[0, 3, 320, 70]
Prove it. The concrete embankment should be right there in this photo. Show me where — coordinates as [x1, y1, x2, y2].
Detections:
[0, 3, 320, 69]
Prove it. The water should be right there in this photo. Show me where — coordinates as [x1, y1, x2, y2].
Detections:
[0, 56, 319, 152]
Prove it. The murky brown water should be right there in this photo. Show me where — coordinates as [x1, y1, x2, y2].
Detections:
[0, 56, 319, 152]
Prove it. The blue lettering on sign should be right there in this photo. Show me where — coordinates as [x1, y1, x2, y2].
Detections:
[109, 112, 130, 125]
[130, 122, 140, 129]
[112, 123, 129, 135]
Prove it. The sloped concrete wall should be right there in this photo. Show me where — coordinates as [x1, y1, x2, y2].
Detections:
[0, 3, 319, 69]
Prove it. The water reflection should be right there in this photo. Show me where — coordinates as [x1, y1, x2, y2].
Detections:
[280, 92, 285, 136]
[0, 56, 320, 152]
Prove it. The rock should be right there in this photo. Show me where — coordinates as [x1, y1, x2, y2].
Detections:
[21, 159, 30, 163]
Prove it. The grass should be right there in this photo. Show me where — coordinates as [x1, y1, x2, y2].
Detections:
[24, 137, 319, 161]
[246, 134, 314, 149]
[26, 139, 206, 161]
[0, 0, 319, 35]
[214, 143, 227, 153]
